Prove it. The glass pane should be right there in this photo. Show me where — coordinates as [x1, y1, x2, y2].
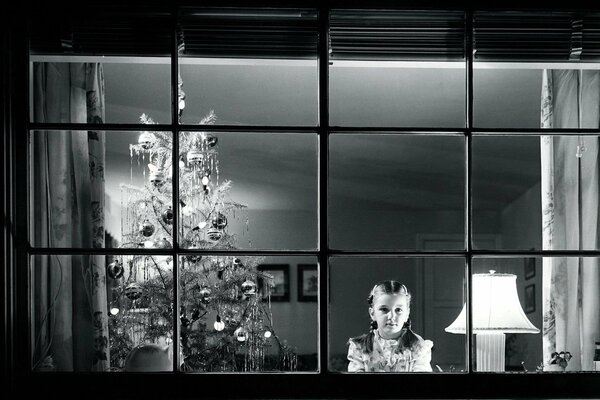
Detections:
[30, 59, 172, 124]
[472, 257, 600, 373]
[178, 131, 318, 250]
[178, 255, 318, 372]
[329, 257, 466, 373]
[29, 130, 173, 248]
[30, 254, 173, 372]
[330, 65, 466, 127]
[329, 134, 465, 250]
[178, 8, 318, 126]
[472, 135, 600, 250]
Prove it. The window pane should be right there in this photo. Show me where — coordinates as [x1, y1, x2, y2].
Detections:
[178, 255, 318, 372]
[30, 254, 173, 372]
[178, 132, 318, 250]
[30, 59, 172, 124]
[329, 257, 466, 373]
[472, 257, 600, 372]
[29, 130, 173, 249]
[472, 135, 599, 250]
[178, 8, 318, 126]
[329, 134, 465, 250]
[329, 10, 465, 128]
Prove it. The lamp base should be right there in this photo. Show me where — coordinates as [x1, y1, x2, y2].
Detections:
[476, 332, 505, 372]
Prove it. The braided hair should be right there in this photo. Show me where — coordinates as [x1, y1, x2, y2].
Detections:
[359, 280, 420, 353]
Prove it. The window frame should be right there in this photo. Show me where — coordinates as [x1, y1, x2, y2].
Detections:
[4, 1, 600, 398]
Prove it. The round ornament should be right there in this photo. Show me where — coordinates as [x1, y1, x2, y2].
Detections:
[149, 170, 165, 187]
[234, 326, 248, 342]
[264, 330, 272, 339]
[206, 227, 222, 242]
[110, 307, 120, 316]
[138, 132, 156, 149]
[107, 260, 124, 279]
[124, 282, 143, 300]
[154, 237, 172, 249]
[233, 258, 243, 268]
[186, 149, 204, 165]
[214, 316, 225, 331]
[206, 135, 218, 147]
[161, 207, 174, 225]
[138, 220, 155, 237]
[199, 287, 212, 304]
[241, 280, 256, 296]
[211, 213, 228, 229]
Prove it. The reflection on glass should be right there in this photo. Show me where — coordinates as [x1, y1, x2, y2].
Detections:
[329, 257, 466, 373]
[329, 65, 465, 127]
[178, 131, 318, 250]
[30, 254, 173, 372]
[30, 60, 171, 124]
[472, 135, 599, 251]
[178, 255, 318, 372]
[472, 257, 600, 372]
[29, 130, 173, 249]
[329, 134, 465, 250]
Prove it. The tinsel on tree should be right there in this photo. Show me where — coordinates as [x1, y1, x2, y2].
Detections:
[106, 78, 297, 372]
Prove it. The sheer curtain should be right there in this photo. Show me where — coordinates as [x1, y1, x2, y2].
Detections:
[540, 69, 600, 371]
[31, 63, 109, 371]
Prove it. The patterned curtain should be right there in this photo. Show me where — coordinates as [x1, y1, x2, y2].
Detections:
[31, 63, 109, 371]
[540, 69, 600, 371]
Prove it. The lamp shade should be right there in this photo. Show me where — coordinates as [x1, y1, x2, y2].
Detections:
[445, 271, 539, 334]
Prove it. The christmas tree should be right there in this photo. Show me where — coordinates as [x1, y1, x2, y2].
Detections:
[106, 77, 297, 372]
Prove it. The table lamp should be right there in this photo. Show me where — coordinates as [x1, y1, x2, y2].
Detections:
[445, 270, 540, 372]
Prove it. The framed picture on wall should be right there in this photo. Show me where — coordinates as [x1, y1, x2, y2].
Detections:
[298, 264, 318, 302]
[525, 256, 536, 280]
[524, 284, 535, 313]
[257, 264, 290, 302]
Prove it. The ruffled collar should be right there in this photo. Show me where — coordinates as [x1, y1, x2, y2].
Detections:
[374, 328, 405, 345]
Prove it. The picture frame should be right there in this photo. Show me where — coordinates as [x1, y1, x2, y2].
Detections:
[257, 264, 290, 302]
[524, 284, 535, 313]
[524, 257, 536, 280]
[297, 264, 318, 302]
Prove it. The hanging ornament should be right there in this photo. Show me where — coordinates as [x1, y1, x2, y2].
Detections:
[109, 307, 120, 316]
[124, 282, 143, 300]
[214, 315, 225, 331]
[206, 227, 222, 242]
[154, 237, 172, 249]
[264, 330, 272, 339]
[199, 287, 212, 304]
[161, 207, 174, 225]
[234, 326, 248, 342]
[187, 149, 204, 165]
[201, 175, 209, 186]
[206, 135, 218, 147]
[138, 220, 155, 237]
[185, 252, 202, 263]
[233, 258, 243, 268]
[107, 260, 124, 279]
[138, 132, 156, 149]
[211, 213, 228, 229]
[241, 280, 256, 296]
[149, 170, 165, 187]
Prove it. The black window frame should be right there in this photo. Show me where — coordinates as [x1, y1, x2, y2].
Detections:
[3, 1, 600, 398]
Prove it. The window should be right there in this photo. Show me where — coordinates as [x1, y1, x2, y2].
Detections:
[3, 2, 600, 398]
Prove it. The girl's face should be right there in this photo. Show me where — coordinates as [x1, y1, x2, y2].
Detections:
[369, 293, 410, 340]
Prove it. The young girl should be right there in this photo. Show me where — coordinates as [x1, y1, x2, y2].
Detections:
[123, 343, 172, 372]
[347, 281, 433, 372]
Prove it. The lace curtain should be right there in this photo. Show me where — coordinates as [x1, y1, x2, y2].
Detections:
[540, 69, 600, 371]
[31, 63, 109, 371]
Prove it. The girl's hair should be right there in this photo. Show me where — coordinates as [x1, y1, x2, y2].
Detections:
[124, 343, 170, 371]
[358, 280, 420, 353]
